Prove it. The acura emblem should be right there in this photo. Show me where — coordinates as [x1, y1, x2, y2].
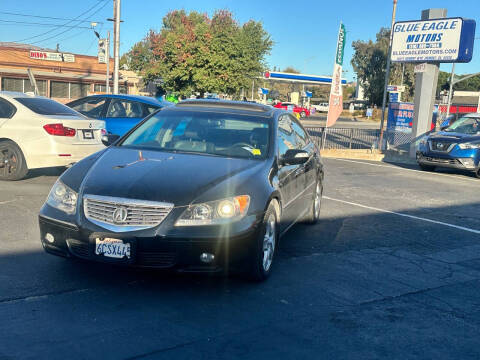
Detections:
[113, 207, 128, 223]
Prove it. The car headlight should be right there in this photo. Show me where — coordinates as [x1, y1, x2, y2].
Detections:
[175, 195, 250, 226]
[46, 180, 78, 214]
[458, 142, 480, 150]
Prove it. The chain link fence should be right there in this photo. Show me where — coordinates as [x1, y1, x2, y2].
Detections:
[306, 127, 380, 150]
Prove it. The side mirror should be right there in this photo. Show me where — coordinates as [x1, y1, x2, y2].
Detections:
[280, 149, 309, 166]
[101, 134, 120, 147]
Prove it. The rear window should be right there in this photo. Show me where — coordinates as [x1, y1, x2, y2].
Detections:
[15, 97, 80, 116]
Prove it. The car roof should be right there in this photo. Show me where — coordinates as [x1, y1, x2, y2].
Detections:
[76, 94, 171, 107]
[172, 99, 276, 117]
[0, 91, 47, 100]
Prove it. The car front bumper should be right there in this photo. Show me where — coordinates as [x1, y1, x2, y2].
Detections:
[39, 212, 263, 272]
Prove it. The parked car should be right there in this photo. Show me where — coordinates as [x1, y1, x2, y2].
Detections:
[39, 99, 324, 281]
[417, 113, 480, 178]
[273, 102, 310, 117]
[312, 103, 329, 112]
[0, 91, 105, 181]
[66, 94, 172, 136]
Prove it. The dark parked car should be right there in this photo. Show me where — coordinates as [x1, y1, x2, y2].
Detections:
[417, 113, 480, 178]
[66, 94, 172, 136]
[39, 100, 324, 281]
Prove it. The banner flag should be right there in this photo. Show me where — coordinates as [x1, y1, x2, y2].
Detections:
[326, 23, 346, 127]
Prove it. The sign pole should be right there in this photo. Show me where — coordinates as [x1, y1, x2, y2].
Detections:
[106, 31, 110, 94]
[379, 0, 398, 150]
[409, 8, 447, 158]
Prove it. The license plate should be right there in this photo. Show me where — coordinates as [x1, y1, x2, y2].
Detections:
[83, 130, 94, 139]
[95, 238, 130, 259]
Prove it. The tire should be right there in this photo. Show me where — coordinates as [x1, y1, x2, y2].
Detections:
[0, 140, 28, 181]
[303, 182, 322, 224]
[248, 202, 278, 282]
[300, 111, 306, 118]
[475, 168, 480, 179]
[419, 164, 435, 172]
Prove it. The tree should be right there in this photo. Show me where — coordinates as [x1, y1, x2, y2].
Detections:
[123, 10, 272, 97]
[351, 28, 415, 105]
[437, 70, 480, 94]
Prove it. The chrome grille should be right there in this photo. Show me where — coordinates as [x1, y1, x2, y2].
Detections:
[429, 140, 456, 153]
[83, 195, 173, 232]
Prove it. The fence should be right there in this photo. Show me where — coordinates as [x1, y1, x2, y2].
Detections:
[306, 127, 381, 150]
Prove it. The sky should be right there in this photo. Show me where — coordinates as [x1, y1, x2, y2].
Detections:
[1, 0, 479, 81]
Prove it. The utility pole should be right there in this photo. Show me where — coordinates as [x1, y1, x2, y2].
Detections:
[106, 31, 110, 94]
[379, 0, 398, 150]
[113, 0, 121, 94]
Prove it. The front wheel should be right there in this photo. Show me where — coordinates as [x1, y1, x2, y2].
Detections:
[0, 140, 28, 181]
[248, 203, 278, 282]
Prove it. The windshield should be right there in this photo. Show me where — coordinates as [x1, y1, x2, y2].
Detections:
[120, 110, 270, 159]
[15, 97, 81, 116]
[445, 116, 480, 134]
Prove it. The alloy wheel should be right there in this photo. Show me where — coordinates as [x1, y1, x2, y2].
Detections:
[314, 183, 321, 219]
[1, 148, 18, 178]
[262, 214, 276, 272]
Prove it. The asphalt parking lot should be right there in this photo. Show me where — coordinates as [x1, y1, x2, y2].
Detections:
[1, 158, 480, 359]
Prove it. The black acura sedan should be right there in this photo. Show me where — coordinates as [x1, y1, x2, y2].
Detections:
[39, 100, 324, 281]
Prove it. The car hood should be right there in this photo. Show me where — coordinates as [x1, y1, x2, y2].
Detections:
[429, 131, 480, 143]
[80, 147, 264, 206]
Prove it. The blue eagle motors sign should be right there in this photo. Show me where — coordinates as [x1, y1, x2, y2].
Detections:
[391, 17, 476, 63]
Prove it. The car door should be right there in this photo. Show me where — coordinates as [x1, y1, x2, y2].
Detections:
[277, 114, 305, 230]
[105, 99, 146, 136]
[289, 115, 317, 212]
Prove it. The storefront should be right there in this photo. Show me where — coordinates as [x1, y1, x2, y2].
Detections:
[0, 43, 140, 102]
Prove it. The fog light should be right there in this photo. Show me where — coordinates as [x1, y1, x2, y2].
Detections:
[45, 233, 55, 243]
[200, 253, 215, 263]
[460, 158, 475, 169]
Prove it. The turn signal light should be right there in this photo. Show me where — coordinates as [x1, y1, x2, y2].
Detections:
[43, 123, 76, 137]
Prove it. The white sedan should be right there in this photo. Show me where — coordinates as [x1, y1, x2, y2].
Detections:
[0, 91, 106, 180]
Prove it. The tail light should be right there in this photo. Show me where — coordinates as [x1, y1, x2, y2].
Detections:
[101, 128, 107, 136]
[43, 124, 76, 137]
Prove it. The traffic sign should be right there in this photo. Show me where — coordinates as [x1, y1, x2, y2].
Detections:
[98, 39, 107, 64]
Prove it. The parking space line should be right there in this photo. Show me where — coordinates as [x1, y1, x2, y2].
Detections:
[324, 196, 480, 235]
[327, 158, 480, 183]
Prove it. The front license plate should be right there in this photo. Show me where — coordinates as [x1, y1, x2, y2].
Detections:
[95, 238, 131, 259]
[83, 130, 93, 139]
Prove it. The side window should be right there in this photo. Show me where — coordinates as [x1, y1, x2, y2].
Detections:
[0, 98, 16, 119]
[143, 104, 160, 116]
[106, 99, 144, 118]
[290, 115, 308, 148]
[70, 97, 106, 118]
[277, 115, 297, 156]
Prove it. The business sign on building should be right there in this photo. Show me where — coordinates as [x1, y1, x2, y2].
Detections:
[391, 17, 476, 63]
[29, 51, 75, 63]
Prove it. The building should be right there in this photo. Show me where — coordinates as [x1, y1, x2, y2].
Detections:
[0, 42, 142, 102]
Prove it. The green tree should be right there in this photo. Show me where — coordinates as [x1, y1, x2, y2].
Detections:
[437, 70, 480, 94]
[351, 28, 415, 105]
[123, 10, 272, 97]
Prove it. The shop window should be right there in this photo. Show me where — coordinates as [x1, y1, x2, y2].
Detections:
[24, 79, 47, 96]
[94, 83, 107, 93]
[70, 83, 89, 99]
[2, 78, 23, 92]
[50, 81, 69, 98]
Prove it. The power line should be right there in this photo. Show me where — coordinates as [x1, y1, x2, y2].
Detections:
[13, 0, 108, 44]
[0, 19, 93, 29]
[0, 11, 103, 24]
